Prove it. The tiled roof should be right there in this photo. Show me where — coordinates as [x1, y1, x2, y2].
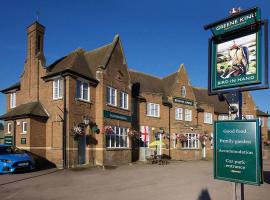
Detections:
[256, 109, 269, 117]
[0, 82, 20, 93]
[192, 87, 229, 114]
[0, 102, 49, 120]
[129, 69, 164, 94]
[44, 35, 119, 81]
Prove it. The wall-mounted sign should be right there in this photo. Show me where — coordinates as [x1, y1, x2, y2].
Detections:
[4, 136, 13, 145]
[173, 97, 194, 106]
[104, 110, 131, 122]
[214, 120, 262, 185]
[21, 138, 26, 144]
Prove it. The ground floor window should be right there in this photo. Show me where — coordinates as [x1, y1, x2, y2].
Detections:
[106, 126, 128, 148]
[182, 133, 199, 149]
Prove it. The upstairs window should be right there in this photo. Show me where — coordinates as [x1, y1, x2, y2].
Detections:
[10, 92, 16, 108]
[76, 80, 90, 101]
[120, 92, 128, 109]
[184, 109, 192, 121]
[147, 103, 160, 117]
[181, 86, 186, 98]
[106, 86, 117, 106]
[245, 115, 254, 120]
[204, 112, 213, 124]
[53, 78, 63, 100]
[259, 117, 264, 127]
[175, 107, 183, 120]
[22, 122, 27, 133]
[7, 123, 11, 134]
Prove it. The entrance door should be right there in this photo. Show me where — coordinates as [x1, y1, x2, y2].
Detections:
[78, 135, 86, 165]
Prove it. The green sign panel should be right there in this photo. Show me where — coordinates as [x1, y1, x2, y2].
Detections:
[4, 136, 13, 145]
[173, 97, 194, 106]
[104, 110, 131, 122]
[211, 9, 261, 36]
[214, 120, 261, 185]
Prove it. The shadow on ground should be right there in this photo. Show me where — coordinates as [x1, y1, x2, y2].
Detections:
[263, 171, 270, 184]
[197, 189, 211, 200]
[23, 150, 56, 172]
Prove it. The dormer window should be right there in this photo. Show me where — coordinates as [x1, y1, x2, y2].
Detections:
[10, 92, 16, 108]
[181, 86, 186, 98]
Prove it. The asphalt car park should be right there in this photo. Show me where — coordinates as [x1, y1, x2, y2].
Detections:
[0, 159, 270, 200]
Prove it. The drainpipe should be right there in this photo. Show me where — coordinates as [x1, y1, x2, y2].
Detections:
[62, 76, 67, 168]
[13, 120, 16, 146]
[168, 107, 171, 158]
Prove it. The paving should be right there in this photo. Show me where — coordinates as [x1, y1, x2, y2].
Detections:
[0, 159, 269, 200]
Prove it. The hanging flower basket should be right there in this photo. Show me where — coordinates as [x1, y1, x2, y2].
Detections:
[177, 134, 188, 143]
[199, 134, 208, 143]
[104, 126, 114, 135]
[71, 124, 85, 139]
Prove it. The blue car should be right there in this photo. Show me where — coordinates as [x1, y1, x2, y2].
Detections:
[0, 145, 35, 174]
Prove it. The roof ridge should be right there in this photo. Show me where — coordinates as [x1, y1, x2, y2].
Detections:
[129, 69, 162, 79]
[192, 87, 207, 90]
[84, 43, 112, 55]
[162, 71, 177, 79]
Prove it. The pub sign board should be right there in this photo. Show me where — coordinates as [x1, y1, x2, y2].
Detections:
[211, 8, 262, 91]
[214, 120, 262, 185]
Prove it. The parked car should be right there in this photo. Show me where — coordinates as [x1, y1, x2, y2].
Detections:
[0, 144, 35, 174]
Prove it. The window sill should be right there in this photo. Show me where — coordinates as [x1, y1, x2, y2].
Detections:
[175, 119, 183, 121]
[106, 103, 117, 107]
[181, 148, 200, 150]
[75, 98, 91, 104]
[21, 132, 27, 135]
[105, 147, 131, 151]
[146, 115, 160, 118]
[53, 97, 63, 101]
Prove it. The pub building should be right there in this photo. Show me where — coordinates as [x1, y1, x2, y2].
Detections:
[0, 21, 268, 168]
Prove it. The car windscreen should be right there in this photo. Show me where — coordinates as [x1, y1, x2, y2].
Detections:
[0, 146, 25, 155]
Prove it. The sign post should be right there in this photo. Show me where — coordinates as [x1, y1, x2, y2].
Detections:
[205, 6, 268, 200]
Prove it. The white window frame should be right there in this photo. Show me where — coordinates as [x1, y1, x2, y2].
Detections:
[218, 115, 229, 120]
[106, 126, 129, 148]
[10, 92, 16, 108]
[22, 122, 27, 134]
[181, 86, 186, 98]
[245, 115, 254, 120]
[120, 92, 128, 110]
[184, 109, 192, 121]
[76, 79, 90, 102]
[146, 103, 160, 118]
[259, 117, 264, 127]
[182, 133, 199, 149]
[106, 86, 117, 106]
[204, 112, 213, 124]
[7, 123, 11, 134]
[175, 107, 183, 120]
[53, 78, 63, 100]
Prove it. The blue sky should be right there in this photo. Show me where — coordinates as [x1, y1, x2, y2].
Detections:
[0, 0, 269, 124]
